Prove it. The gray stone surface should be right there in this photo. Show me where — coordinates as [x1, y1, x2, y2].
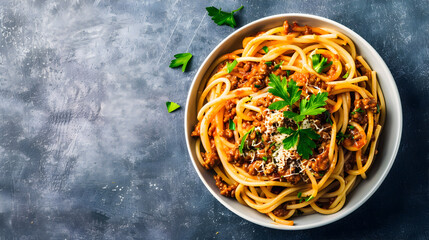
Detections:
[0, 0, 427, 239]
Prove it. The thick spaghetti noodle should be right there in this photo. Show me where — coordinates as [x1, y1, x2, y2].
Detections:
[191, 21, 385, 225]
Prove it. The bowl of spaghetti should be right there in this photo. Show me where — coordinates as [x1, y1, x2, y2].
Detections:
[185, 13, 402, 230]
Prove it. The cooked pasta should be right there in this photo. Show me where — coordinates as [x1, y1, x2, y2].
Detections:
[191, 20, 384, 225]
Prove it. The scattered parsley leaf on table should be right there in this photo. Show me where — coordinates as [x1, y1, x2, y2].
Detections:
[169, 53, 193, 72]
[166, 101, 181, 113]
[206, 5, 244, 28]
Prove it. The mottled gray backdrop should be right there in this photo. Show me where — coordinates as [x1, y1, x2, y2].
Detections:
[0, 0, 427, 239]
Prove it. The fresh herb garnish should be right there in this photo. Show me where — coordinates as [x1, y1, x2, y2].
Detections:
[169, 53, 193, 72]
[264, 61, 272, 66]
[254, 84, 261, 88]
[226, 59, 238, 73]
[286, 70, 291, 77]
[297, 192, 302, 198]
[268, 74, 301, 111]
[229, 119, 236, 130]
[342, 71, 349, 78]
[262, 156, 268, 162]
[206, 5, 244, 28]
[278, 126, 321, 159]
[239, 127, 255, 155]
[274, 61, 284, 70]
[324, 111, 333, 125]
[283, 91, 329, 123]
[376, 104, 380, 114]
[269, 142, 276, 148]
[305, 195, 314, 202]
[348, 125, 355, 129]
[351, 107, 364, 115]
[337, 132, 350, 144]
[311, 54, 333, 73]
[267, 74, 328, 159]
[262, 46, 269, 53]
[166, 101, 181, 113]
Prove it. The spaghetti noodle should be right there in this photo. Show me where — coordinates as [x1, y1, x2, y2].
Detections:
[191, 21, 384, 225]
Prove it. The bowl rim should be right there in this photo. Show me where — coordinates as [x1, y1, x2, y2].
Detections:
[184, 13, 403, 230]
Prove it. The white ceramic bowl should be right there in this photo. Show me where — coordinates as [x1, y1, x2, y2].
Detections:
[184, 13, 402, 230]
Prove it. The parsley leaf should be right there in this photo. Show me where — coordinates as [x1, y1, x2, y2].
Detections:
[206, 5, 244, 28]
[229, 119, 236, 130]
[297, 192, 302, 198]
[296, 128, 320, 159]
[262, 156, 268, 162]
[342, 71, 349, 78]
[286, 70, 291, 77]
[311, 54, 333, 73]
[264, 61, 272, 66]
[376, 104, 380, 114]
[274, 61, 284, 70]
[348, 125, 355, 129]
[278, 126, 320, 159]
[226, 60, 238, 73]
[299, 92, 329, 116]
[239, 127, 255, 155]
[169, 53, 193, 72]
[351, 107, 364, 115]
[268, 74, 301, 110]
[282, 91, 328, 123]
[166, 101, 181, 113]
[262, 46, 269, 53]
[337, 131, 349, 144]
[254, 84, 261, 88]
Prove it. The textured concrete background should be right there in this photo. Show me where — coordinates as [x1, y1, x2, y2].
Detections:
[0, 0, 428, 239]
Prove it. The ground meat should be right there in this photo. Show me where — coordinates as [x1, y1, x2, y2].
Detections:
[310, 145, 330, 172]
[201, 152, 220, 169]
[344, 152, 368, 172]
[208, 124, 216, 137]
[283, 20, 291, 34]
[223, 99, 237, 122]
[256, 94, 275, 108]
[225, 148, 239, 163]
[344, 152, 354, 172]
[221, 128, 234, 139]
[289, 72, 309, 86]
[307, 74, 328, 90]
[304, 25, 313, 35]
[191, 121, 201, 137]
[214, 175, 237, 198]
[284, 167, 301, 184]
[248, 62, 270, 91]
[358, 97, 378, 113]
[247, 160, 263, 176]
[273, 203, 290, 217]
[343, 127, 366, 149]
[351, 98, 369, 125]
